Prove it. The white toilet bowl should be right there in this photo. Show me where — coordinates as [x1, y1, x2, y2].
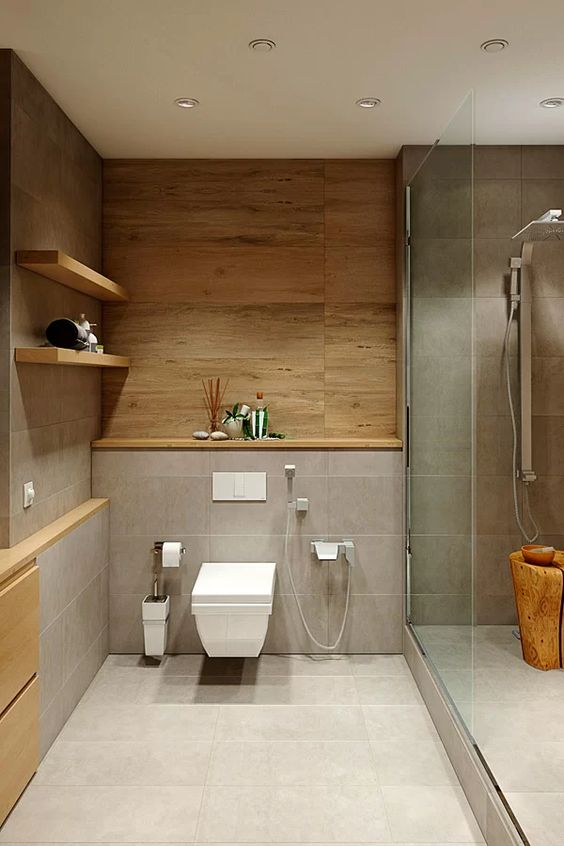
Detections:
[191, 562, 276, 657]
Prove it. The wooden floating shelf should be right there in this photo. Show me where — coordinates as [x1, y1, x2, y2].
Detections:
[16, 250, 128, 302]
[15, 348, 130, 368]
[92, 437, 403, 450]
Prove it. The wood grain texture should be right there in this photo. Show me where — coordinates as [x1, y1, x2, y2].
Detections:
[510, 551, 564, 671]
[0, 565, 38, 715]
[16, 348, 129, 368]
[102, 160, 396, 439]
[92, 437, 403, 450]
[0, 677, 39, 826]
[16, 251, 128, 302]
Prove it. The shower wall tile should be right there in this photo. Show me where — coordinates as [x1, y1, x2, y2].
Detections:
[474, 146, 522, 180]
[410, 535, 472, 596]
[522, 145, 564, 179]
[94, 448, 403, 654]
[38, 506, 110, 758]
[410, 476, 471, 536]
[474, 180, 521, 238]
[521, 179, 564, 227]
[410, 414, 471, 476]
[474, 238, 514, 298]
[410, 237, 472, 298]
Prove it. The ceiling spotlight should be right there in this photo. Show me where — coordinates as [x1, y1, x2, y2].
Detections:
[540, 97, 564, 109]
[480, 38, 509, 53]
[175, 97, 199, 109]
[356, 98, 381, 109]
[249, 38, 276, 52]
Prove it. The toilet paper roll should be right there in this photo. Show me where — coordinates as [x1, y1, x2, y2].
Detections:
[162, 541, 182, 568]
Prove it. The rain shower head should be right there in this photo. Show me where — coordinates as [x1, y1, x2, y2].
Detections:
[513, 209, 564, 241]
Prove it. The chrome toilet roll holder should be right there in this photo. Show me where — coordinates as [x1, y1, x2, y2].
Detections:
[153, 541, 187, 555]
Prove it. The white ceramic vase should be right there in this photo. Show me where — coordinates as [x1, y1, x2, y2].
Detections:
[223, 419, 244, 439]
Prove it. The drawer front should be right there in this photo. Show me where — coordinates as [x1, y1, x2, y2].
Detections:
[0, 565, 39, 715]
[0, 676, 39, 825]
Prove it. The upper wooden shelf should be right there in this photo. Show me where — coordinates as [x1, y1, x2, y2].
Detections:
[16, 348, 130, 368]
[16, 251, 128, 302]
[92, 437, 403, 450]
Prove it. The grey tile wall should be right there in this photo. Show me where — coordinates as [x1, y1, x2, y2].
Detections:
[7, 52, 102, 545]
[38, 506, 110, 758]
[474, 144, 564, 624]
[408, 144, 474, 627]
[92, 448, 403, 654]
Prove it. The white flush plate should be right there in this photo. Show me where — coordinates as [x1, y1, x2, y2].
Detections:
[212, 472, 267, 501]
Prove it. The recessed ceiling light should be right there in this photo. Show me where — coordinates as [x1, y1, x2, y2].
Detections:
[356, 98, 381, 109]
[174, 97, 199, 109]
[249, 38, 276, 52]
[540, 97, 564, 109]
[480, 38, 509, 53]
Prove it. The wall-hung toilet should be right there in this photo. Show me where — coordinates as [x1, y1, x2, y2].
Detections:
[191, 562, 276, 657]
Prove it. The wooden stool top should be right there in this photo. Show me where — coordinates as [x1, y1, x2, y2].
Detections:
[509, 549, 564, 572]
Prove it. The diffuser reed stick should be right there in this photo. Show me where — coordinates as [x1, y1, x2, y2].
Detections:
[202, 377, 229, 432]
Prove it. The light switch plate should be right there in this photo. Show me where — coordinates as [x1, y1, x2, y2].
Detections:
[23, 480, 35, 508]
[212, 472, 267, 501]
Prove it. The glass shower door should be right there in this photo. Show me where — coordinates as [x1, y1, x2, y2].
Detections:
[406, 93, 475, 721]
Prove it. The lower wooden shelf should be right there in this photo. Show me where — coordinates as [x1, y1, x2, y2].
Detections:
[15, 347, 130, 368]
[92, 437, 403, 450]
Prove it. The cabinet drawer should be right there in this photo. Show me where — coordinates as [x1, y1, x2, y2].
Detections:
[0, 676, 39, 825]
[0, 565, 39, 715]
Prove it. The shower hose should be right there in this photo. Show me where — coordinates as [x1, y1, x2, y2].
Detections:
[284, 504, 351, 651]
[503, 302, 540, 543]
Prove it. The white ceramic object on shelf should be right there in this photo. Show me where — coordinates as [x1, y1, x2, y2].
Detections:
[223, 419, 244, 439]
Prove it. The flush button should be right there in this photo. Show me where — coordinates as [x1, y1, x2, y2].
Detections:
[212, 472, 267, 501]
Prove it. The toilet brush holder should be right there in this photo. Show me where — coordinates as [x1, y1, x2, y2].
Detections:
[142, 594, 170, 657]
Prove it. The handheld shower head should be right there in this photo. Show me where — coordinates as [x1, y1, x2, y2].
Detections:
[513, 209, 564, 241]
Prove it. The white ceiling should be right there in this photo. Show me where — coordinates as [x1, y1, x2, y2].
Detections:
[1, 0, 564, 158]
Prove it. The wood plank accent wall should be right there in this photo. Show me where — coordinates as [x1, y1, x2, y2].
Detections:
[102, 160, 396, 438]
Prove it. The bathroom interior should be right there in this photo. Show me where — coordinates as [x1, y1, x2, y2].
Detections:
[0, 2, 564, 845]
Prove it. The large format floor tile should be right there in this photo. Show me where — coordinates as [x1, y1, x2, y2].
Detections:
[0, 785, 203, 842]
[416, 624, 564, 846]
[0, 653, 483, 845]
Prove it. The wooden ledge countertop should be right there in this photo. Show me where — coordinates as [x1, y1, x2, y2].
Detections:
[0, 498, 109, 586]
[91, 437, 403, 450]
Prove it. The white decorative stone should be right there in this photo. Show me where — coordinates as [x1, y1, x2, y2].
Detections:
[192, 431, 210, 440]
[210, 431, 229, 440]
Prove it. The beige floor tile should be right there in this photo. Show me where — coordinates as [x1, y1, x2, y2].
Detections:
[371, 740, 458, 786]
[214, 704, 368, 741]
[481, 740, 564, 793]
[207, 740, 377, 785]
[34, 740, 212, 786]
[505, 792, 564, 846]
[355, 674, 424, 706]
[381, 785, 484, 843]
[0, 785, 203, 842]
[145, 674, 359, 706]
[196, 785, 392, 842]
[351, 654, 410, 675]
[362, 705, 439, 743]
[60, 702, 219, 742]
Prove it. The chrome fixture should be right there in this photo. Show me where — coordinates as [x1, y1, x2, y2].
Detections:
[504, 210, 564, 541]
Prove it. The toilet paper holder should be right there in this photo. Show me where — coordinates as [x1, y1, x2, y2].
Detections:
[153, 541, 187, 555]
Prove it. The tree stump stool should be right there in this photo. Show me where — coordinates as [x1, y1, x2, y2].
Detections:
[509, 550, 564, 671]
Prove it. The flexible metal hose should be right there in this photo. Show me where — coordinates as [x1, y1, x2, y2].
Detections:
[503, 302, 540, 543]
[284, 505, 351, 651]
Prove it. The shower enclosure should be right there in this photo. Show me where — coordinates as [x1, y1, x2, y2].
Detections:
[406, 93, 476, 723]
[406, 95, 564, 846]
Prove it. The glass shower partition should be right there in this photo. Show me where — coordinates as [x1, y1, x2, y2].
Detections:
[406, 93, 475, 724]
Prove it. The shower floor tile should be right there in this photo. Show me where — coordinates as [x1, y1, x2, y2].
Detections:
[0, 654, 484, 845]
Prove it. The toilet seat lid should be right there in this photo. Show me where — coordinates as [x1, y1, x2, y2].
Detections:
[192, 562, 276, 604]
